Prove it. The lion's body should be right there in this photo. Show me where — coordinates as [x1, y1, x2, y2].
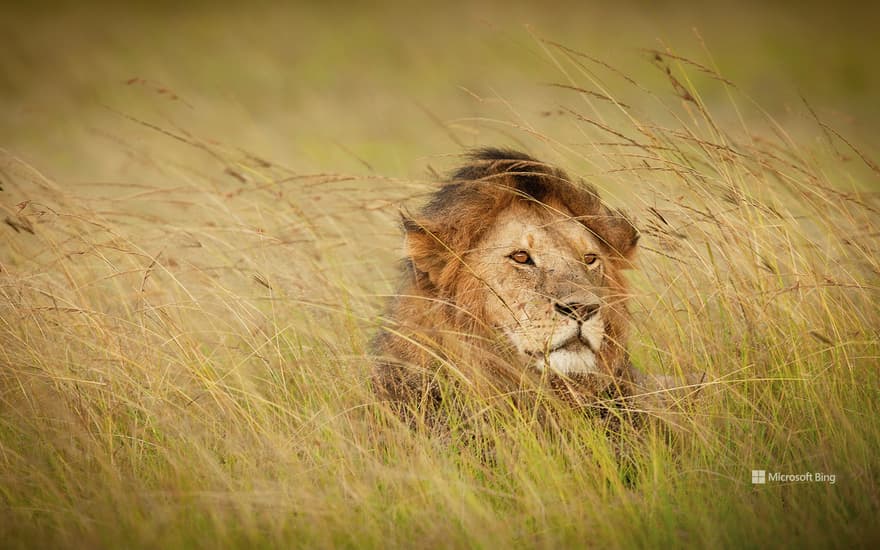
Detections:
[372, 149, 643, 414]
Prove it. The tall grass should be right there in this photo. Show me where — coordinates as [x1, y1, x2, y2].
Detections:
[1, 33, 878, 548]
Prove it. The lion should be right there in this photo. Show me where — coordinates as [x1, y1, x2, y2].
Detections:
[372, 148, 688, 421]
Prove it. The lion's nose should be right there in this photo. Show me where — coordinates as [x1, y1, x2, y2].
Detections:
[554, 302, 599, 322]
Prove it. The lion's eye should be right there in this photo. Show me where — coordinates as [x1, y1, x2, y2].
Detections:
[584, 253, 600, 267]
[509, 251, 533, 265]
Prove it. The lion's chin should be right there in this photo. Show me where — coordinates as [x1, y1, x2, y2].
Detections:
[532, 346, 599, 375]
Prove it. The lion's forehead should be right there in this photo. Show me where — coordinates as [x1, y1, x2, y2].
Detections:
[481, 207, 600, 259]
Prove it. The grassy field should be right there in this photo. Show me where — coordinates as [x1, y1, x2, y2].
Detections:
[2, 2, 879, 548]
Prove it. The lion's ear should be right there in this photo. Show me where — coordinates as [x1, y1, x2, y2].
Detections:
[616, 232, 639, 268]
[605, 213, 639, 267]
[589, 209, 639, 268]
[402, 217, 452, 285]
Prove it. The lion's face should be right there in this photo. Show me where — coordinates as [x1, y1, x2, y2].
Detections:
[466, 201, 617, 376]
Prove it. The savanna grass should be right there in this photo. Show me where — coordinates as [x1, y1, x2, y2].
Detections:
[1, 33, 878, 548]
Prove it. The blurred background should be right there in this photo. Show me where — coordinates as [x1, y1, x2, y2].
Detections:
[2, 0, 878, 181]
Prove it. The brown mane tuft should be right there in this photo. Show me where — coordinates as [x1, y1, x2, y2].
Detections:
[405, 149, 639, 290]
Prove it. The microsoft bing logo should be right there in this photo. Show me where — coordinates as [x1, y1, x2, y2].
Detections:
[751, 470, 766, 484]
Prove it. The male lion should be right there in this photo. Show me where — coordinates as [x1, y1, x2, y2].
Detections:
[373, 148, 668, 420]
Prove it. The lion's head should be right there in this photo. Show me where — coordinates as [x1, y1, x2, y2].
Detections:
[374, 149, 640, 407]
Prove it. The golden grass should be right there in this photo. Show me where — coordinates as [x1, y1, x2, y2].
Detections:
[1, 14, 879, 548]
